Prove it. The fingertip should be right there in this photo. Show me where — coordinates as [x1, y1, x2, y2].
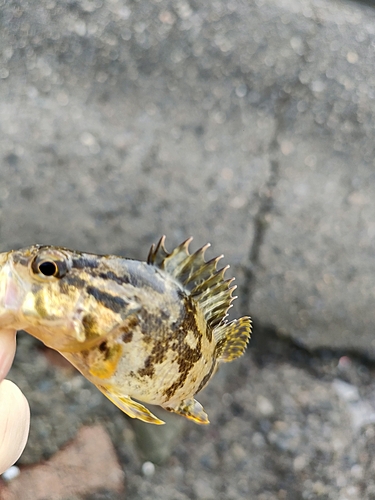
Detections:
[0, 379, 30, 474]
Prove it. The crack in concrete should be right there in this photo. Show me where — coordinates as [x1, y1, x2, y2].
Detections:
[239, 92, 290, 312]
[239, 89, 375, 369]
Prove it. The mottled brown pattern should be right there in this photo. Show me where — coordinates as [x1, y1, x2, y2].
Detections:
[139, 309, 165, 332]
[137, 355, 155, 377]
[163, 338, 202, 399]
[138, 324, 171, 377]
[182, 296, 202, 339]
[119, 316, 138, 333]
[136, 295, 203, 384]
[163, 307, 203, 399]
[0, 237, 251, 425]
[137, 308, 171, 346]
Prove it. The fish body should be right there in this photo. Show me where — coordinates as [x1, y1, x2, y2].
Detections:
[0, 237, 251, 424]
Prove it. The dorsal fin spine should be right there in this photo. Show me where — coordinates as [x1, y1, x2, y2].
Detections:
[147, 237, 250, 341]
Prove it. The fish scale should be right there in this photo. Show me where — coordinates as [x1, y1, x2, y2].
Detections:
[0, 237, 251, 424]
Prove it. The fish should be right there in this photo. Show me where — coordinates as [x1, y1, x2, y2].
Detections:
[0, 236, 251, 425]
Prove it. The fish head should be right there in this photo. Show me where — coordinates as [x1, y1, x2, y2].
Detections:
[0, 245, 103, 351]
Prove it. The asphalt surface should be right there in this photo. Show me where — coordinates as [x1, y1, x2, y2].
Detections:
[1, 0, 375, 498]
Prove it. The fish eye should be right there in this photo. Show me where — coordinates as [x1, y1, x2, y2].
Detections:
[31, 251, 70, 279]
[38, 261, 58, 277]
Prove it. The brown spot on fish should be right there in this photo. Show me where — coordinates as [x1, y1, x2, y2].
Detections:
[88, 342, 123, 379]
[182, 296, 201, 339]
[164, 315, 203, 399]
[82, 313, 101, 339]
[137, 331, 173, 378]
[99, 341, 109, 355]
[119, 316, 138, 343]
[122, 331, 133, 343]
[138, 355, 155, 377]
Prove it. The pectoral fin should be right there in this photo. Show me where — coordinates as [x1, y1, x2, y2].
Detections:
[166, 398, 209, 424]
[214, 316, 252, 361]
[97, 385, 165, 425]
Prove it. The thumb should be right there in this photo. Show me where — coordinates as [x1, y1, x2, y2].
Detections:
[0, 379, 30, 474]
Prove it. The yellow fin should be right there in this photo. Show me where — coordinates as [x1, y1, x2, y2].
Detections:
[97, 386, 165, 425]
[88, 344, 123, 379]
[166, 398, 209, 424]
[214, 316, 252, 362]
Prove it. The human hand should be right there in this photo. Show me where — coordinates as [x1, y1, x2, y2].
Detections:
[0, 330, 30, 474]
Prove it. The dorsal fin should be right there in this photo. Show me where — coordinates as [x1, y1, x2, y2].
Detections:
[147, 236, 252, 354]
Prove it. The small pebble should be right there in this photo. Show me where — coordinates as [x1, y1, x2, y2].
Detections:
[256, 395, 275, 416]
[142, 461, 155, 477]
[252, 432, 266, 449]
[1, 465, 21, 481]
[332, 379, 359, 402]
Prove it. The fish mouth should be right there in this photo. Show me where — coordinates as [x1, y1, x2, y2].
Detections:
[0, 254, 26, 329]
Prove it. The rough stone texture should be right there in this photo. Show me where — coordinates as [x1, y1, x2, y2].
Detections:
[0, 0, 270, 268]
[107, 347, 375, 500]
[0, 425, 124, 500]
[1, 0, 375, 498]
[4, 341, 375, 499]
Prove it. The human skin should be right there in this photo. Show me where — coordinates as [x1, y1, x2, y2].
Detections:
[0, 330, 30, 474]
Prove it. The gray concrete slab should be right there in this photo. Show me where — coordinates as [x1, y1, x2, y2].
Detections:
[0, 0, 271, 267]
